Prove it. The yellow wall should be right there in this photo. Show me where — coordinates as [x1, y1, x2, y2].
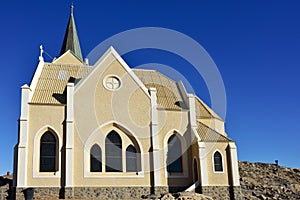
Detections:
[72, 53, 152, 186]
[27, 104, 65, 186]
[206, 142, 230, 186]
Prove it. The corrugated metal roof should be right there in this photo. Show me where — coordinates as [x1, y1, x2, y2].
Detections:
[196, 121, 232, 142]
[133, 69, 187, 110]
[31, 63, 91, 104]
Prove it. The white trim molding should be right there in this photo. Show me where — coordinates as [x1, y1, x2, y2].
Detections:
[17, 84, 31, 187]
[198, 141, 209, 186]
[65, 83, 75, 186]
[149, 88, 162, 185]
[29, 55, 45, 100]
[187, 94, 198, 144]
[228, 142, 240, 186]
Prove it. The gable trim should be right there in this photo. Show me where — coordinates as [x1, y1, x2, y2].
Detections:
[75, 46, 150, 98]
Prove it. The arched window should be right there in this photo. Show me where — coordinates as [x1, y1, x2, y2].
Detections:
[167, 134, 183, 173]
[213, 151, 223, 172]
[105, 131, 122, 172]
[126, 145, 137, 172]
[90, 144, 102, 172]
[40, 131, 57, 172]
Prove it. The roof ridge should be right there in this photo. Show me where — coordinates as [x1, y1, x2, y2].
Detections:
[197, 121, 232, 142]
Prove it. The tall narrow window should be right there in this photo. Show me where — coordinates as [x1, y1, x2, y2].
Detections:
[90, 144, 102, 172]
[213, 151, 223, 172]
[126, 145, 137, 172]
[105, 131, 122, 172]
[40, 131, 57, 172]
[167, 134, 183, 173]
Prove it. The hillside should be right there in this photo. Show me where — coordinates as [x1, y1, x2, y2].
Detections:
[239, 161, 300, 199]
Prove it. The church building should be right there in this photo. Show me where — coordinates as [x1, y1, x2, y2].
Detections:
[13, 6, 241, 200]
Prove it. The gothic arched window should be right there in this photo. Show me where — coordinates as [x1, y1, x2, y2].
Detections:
[213, 151, 223, 172]
[126, 145, 137, 172]
[90, 144, 102, 172]
[105, 131, 122, 172]
[40, 131, 57, 172]
[167, 134, 183, 173]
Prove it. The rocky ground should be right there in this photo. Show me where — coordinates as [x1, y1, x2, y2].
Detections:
[239, 161, 300, 199]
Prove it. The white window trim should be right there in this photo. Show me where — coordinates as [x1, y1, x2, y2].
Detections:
[33, 126, 62, 178]
[212, 149, 225, 174]
[163, 129, 188, 178]
[84, 121, 145, 178]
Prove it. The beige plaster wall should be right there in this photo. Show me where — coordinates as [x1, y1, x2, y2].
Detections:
[26, 104, 65, 186]
[205, 142, 230, 186]
[72, 53, 152, 186]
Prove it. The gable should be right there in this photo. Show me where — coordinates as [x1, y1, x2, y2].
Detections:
[73, 46, 151, 143]
[53, 50, 83, 65]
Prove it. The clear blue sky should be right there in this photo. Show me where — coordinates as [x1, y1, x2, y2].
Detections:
[0, 1, 299, 175]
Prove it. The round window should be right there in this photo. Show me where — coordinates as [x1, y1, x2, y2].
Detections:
[104, 76, 121, 91]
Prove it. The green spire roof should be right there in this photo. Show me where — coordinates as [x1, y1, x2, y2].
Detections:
[60, 5, 83, 61]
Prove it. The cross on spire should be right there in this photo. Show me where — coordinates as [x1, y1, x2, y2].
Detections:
[70, 3, 74, 15]
[60, 4, 83, 61]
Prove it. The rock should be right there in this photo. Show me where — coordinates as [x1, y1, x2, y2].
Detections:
[160, 193, 175, 200]
[290, 184, 300, 193]
[174, 192, 213, 200]
[239, 161, 300, 199]
[258, 194, 267, 200]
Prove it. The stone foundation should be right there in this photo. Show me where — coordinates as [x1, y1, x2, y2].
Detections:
[231, 186, 242, 200]
[15, 187, 61, 199]
[15, 186, 153, 199]
[202, 186, 242, 200]
[154, 186, 168, 195]
[73, 187, 152, 199]
[14, 186, 242, 199]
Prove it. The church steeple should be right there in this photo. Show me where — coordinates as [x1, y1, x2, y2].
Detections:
[60, 4, 83, 61]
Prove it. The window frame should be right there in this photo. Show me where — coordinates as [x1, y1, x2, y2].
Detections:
[39, 131, 57, 172]
[126, 145, 138, 172]
[105, 131, 123, 172]
[90, 144, 102, 172]
[163, 130, 189, 178]
[33, 126, 62, 178]
[167, 134, 183, 174]
[212, 150, 224, 173]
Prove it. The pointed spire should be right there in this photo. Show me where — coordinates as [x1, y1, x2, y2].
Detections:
[60, 4, 83, 61]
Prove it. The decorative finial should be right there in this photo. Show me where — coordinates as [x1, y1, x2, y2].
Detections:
[70, 3, 74, 14]
[39, 45, 44, 61]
